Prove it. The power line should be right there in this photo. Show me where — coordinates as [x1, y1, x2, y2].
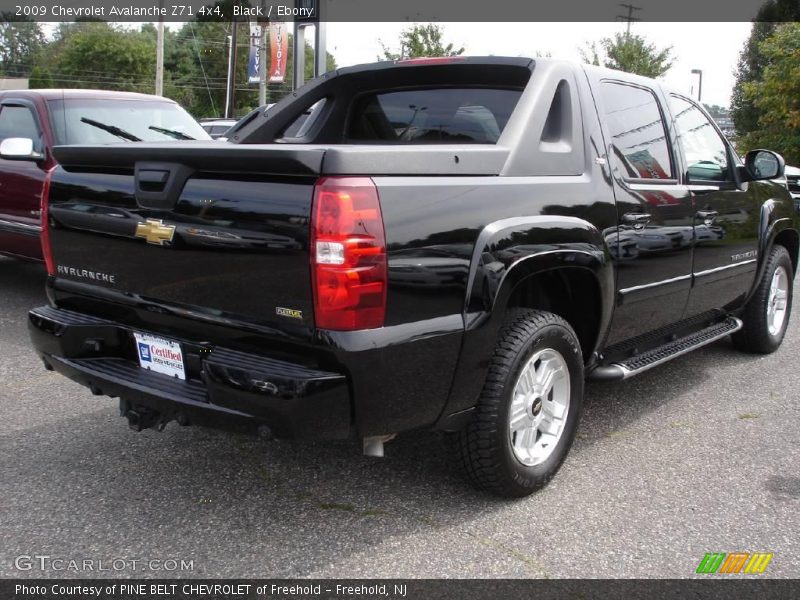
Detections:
[617, 3, 642, 37]
[189, 21, 216, 115]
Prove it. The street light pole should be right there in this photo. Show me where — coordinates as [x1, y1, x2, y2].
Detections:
[691, 69, 703, 103]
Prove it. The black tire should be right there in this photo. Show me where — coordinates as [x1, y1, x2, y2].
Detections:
[454, 309, 584, 498]
[733, 245, 793, 354]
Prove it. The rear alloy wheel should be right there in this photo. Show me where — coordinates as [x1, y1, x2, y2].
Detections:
[733, 245, 794, 354]
[508, 348, 571, 467]
[455, 309, 584, 497]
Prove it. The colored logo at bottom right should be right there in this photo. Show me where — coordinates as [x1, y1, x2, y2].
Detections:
[696, 552, 773, 574]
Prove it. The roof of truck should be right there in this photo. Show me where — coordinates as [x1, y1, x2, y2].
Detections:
[0, 89, 175, 102]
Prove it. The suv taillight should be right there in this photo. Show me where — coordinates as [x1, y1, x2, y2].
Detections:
[310, 177, 387, 330]
[40, 169, 56, 276]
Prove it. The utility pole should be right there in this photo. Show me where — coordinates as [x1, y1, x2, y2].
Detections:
[617, 3, 642, 37]
[224, 21, 239, 118]
[155, 0, 164, 95]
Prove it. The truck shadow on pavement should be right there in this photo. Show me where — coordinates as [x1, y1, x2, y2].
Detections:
[0, 256, 794, 578]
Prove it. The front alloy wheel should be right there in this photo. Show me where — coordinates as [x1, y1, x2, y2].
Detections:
[733, 245, 794, 354]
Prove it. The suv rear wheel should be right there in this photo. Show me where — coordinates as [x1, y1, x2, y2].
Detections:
[454, 309, 584, 497]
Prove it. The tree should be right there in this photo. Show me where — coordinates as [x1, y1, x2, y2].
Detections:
[703, 104, 727, 119]
[730, 0, 800, 144]
[28, 65, 54, 88]
[740, 23, 800, 165]
[173, 21, 336, 118]
[43, 22, 155, 92]
[0, 17, 45, 77]
[581, 32, 673, 78]
[21, 12, 337, 119]
[379, 24, 464, 60]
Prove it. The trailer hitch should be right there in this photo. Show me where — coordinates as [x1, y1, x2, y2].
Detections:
[119, 399, 171, 432]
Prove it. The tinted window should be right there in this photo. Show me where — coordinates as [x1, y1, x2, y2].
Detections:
[599, 82, 673, 179]
[670, 96, 731, 182]
[0, 105, 40, 145]
[48, 98, 210, 144]
[347, 88, 522, 144]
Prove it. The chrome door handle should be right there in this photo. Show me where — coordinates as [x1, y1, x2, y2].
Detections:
[622, 212, 652, 230]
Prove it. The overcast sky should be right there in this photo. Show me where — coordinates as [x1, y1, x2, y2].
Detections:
[319, 22, 752, 107]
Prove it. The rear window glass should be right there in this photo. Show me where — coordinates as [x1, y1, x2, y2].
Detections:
[599, 82, 673, 180]
[347, 88, 522, 144]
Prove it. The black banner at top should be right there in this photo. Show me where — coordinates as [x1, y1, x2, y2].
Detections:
[1, 0, 797, 22]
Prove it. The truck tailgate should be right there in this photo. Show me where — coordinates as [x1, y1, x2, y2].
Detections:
[48, 143, 322, 328]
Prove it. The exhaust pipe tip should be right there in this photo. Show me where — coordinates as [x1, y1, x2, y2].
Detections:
[363, 434, 396, 458]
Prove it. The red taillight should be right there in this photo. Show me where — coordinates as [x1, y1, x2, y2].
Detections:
[310, 177, 387, 330]
[40, 169, 56, 276]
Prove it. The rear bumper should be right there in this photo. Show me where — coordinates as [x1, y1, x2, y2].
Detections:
[28, 305, 352, 440]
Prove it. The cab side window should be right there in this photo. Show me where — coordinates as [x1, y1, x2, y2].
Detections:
[670, 96, 731, 183]
[0, 105, 42, 153]
[599, 82, 674, 181]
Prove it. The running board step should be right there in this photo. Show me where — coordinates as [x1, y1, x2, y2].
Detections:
[588, 316, 742, 381]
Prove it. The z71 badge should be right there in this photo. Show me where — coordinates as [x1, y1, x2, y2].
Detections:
[276, 307, 303, 319]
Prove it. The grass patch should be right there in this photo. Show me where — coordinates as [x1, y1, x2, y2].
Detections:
[738, 412, 761, 420]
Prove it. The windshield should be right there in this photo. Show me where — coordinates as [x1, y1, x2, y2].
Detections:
[48, 98, 210, 144]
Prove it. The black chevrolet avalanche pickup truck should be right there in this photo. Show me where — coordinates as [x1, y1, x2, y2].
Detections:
[28, 58, 797, 497]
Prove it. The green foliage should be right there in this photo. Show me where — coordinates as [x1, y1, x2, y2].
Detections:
[730, 0, 800, 143]
[379, 24, 464, 60]
[17, 20, 336, 119]
[0, 16, 46, 77]
[172, 22, 337, 118]
[49, 22, 155, 92]
[740, 23, 800, 165]
[581, 33, 673, 78]
[28, 65, 54, 88]
[703, 104, 728, 119]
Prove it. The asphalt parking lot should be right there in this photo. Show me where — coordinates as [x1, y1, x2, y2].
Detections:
[1, 255, 798, 579]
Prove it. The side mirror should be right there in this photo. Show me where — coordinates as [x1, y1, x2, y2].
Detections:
[0, 137, 43, 161]
[745, 149, 784, 181]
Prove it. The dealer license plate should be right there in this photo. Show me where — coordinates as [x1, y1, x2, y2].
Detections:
[133, 332, 186, 380]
